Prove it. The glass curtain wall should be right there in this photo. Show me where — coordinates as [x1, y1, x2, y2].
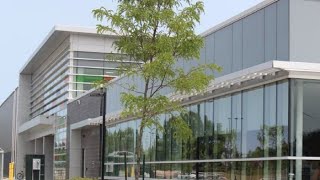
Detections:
[105, 80, 290, 179]
[53, 109, 67, 180]
[291, 79, 320, 180]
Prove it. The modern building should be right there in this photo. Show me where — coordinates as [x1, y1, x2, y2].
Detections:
[1, 0, 320, 179]
[67, 0, 320, 179]
[0, 25, 133, 180]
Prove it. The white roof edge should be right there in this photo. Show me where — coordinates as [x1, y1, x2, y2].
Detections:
[54, 24, 117, 36]
[200, 0, 279, 37]
[273, 61, 320, 72]
[19, 25, 118, 74]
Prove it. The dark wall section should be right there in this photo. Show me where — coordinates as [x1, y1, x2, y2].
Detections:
[67, 90, 101, 125]
[81, 127, 100, 178]
[204, 0, 289, 78]
[67, 90, 102, 178]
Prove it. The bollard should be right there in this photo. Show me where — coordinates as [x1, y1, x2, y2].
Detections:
[9, 162, 14, 180]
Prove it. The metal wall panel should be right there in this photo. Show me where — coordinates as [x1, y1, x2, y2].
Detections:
[232, 20, 243, 72]
[205, 34, 215, 65]
[276, 0, 289, 60]
[243, 10, 265, 69]
[215, 26, 233, 77]
[290, 0, 320, 62]
[265, 3, 277, 61]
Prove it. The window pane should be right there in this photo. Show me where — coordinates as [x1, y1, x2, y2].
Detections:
[77, 68, 104, 75]
[75, 51, 105, 59]
[302, 81, 320, 157]
[264, 83, 277, 157]
[242, 87, 264, 158]
[277, 80, 289, 157]
[214, 96, 232, 159]
[205, 100, 214, 160]
[156, 115, 165, 161]
[189, 104, 205, 160]
[74, 59, 104, 67]
[231, 93, 242, 158]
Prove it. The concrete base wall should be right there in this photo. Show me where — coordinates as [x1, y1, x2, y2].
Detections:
[81, 127, 100, 178]
[44, 136, 54, 180]
[69, 129, 82, 179]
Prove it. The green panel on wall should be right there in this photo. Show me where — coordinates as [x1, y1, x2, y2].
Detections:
[76, 75, 103, 83]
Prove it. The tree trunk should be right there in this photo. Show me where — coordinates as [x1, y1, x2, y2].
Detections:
[135, 123, 144, 180]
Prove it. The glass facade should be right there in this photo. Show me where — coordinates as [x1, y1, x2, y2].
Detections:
[105, 80, 295, 179]
[54, 109, 67, 180]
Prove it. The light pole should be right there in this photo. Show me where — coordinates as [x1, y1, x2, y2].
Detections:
[0, 148, 4, 180]
[91, 85, 106, 180]
[101, 87, 106, 180]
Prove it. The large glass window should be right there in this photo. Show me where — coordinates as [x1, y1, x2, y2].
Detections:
[242, 87, 264, 158]
[302, 81, 320, 157]
[277, 81, 289, 157]
[156, 115, 166, 161]
[104, 80, 293, 179]
[189, 104, 205, 160]
[231, 93, 242, 158]
[291, 79, 320, 158]
[264, 83, 277, 157]
[214, 96, 232, 159]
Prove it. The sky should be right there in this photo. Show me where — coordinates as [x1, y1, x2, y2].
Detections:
[0, 0, 263, 104]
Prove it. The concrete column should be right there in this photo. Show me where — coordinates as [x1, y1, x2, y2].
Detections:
[295, 80, 304, 180]
[69, 129, 82, 179]
[16, 135, 34, 176]
[44, 136, 54, 180]
[15, 74, 32, 175]
[35, 138, 43, 155]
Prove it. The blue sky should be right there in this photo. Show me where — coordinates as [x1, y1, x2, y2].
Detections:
[0, 0, 262, 104]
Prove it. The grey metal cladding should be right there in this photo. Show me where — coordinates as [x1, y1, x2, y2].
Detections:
[202, 0, 289, 76]
[205, 34, 215, 64]
[214, 25, 233, 77]
[0, 93, 14, 152]
[67, 91, 101, 125]
[200, 47, 206, 66]
[205, 33, 215, 75]
[265, 3, 277, 61]
[276, 0, 289, 60]
[232, 20, 243, 72]
[243, 9, 265, 69]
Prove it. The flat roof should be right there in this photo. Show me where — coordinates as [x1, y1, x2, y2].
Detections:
[20, 25, 117, 74]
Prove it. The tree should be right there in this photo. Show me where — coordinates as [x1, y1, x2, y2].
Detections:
[93, 0, 221, 179]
